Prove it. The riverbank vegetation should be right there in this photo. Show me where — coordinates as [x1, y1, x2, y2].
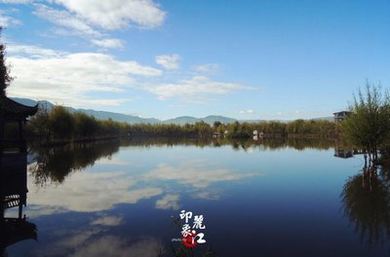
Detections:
[24, 105, 337, 145]
[341, 84, 390, 163]
[26, 106, 127, 144]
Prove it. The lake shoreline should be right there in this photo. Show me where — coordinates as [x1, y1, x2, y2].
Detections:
[26, 133, 339, 147]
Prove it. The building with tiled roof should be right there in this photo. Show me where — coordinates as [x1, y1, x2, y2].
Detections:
[0, 95, 38, 153]
[0, 96, 38, 120]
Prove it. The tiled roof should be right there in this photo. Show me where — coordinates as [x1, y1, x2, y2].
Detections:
[0, 95, 38, 117]
[333, 111, 352, 115]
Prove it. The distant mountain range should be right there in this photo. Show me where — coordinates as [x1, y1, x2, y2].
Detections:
[12, 97, 333, 124]
[163, 115, 236, 125]
[11, 97, 239, 125]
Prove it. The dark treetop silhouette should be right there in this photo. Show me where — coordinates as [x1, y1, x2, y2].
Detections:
[0, 28, 11, 97]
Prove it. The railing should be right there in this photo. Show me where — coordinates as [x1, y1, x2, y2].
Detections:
[3, 194, 22, 209]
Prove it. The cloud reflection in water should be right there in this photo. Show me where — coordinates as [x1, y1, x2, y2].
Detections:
[145, 161, 257, 188]
[32, 215, 164, 257]
[28, 171, 162, 213]
[26, 143, 260, 219]
[155, 194, 180, 210]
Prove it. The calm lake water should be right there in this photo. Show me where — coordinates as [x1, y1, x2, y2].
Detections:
[3, 139, 390, 257]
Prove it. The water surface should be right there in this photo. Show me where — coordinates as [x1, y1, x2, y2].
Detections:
[3, 139, 390, 257]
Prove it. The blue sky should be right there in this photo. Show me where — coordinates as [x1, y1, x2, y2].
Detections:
[0, 0, 389, 120]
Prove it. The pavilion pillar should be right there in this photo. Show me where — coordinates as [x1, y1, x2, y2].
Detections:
[0, 117, 4, 154]
[18, 120, 26, 153]
[18, 202, 23, 219]
[18, 120, 23, 140]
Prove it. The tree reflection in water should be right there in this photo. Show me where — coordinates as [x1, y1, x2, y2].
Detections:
[29, 140, 121, 185]
[169, 244, 217, 257]
[123, 137, 334, 151]
[341, 162, 390, 246]
[28, 138, 334, 187]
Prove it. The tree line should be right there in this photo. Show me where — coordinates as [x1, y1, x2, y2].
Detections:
[213, 119, 336, 139]
[24, 105, 338, 145]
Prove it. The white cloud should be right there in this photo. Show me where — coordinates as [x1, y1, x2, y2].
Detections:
[2, 0, 165, 29]
[74, 98, 129, 107]
[155, 54, 180, 70]
[239, 109, 255, 114]
[53, 0, 166, 30]
[1, 1, 165, 49]
[155, 194, 180, 210]
[146, 76, 245, 100]
[7, 43, 66, 58]
[6, 44, 162, 108]
[0, 0, 31, 3]
[91, 38, 124, 49]
[193, 63, 219, 75]
[5, 44, 248, 107]
[0, 10, 21, 27]
[33, 4, 125, 49]
[34, 4, 102, 38]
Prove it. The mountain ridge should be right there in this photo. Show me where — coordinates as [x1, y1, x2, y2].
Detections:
[11, 97, 334, 124]
[11, 97, 238, 125]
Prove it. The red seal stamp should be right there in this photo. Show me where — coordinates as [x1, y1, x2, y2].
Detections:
[182, 230, 197, 248]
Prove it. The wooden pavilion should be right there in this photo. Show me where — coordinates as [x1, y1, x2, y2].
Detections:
[0, 95, 37, 213]
[0, 95, 38, 154]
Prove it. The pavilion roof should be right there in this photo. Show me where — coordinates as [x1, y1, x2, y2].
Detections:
[0, 95, 38, 118]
